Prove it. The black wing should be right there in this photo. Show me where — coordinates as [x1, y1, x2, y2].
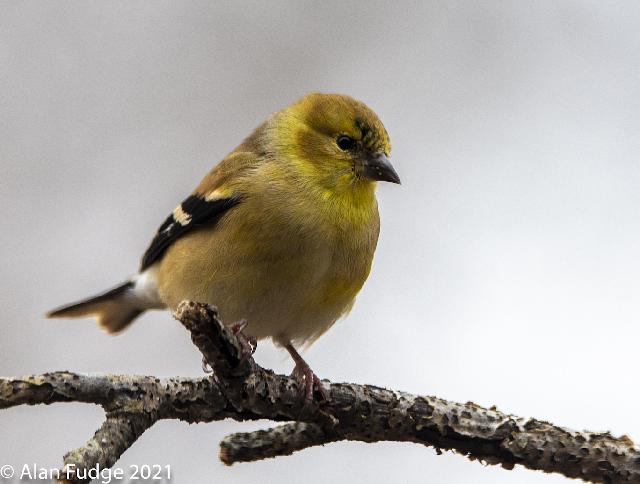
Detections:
[140, 195, 240, 271]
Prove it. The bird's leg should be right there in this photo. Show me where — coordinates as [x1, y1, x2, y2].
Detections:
[230, 319, 257, 360]
[285, 342, 328, 404]
[201, 320, 255, 373]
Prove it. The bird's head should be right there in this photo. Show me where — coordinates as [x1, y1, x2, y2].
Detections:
[270, 93, 400, 194]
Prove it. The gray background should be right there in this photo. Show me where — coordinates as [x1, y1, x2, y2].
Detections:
[1, 2, 639, 483]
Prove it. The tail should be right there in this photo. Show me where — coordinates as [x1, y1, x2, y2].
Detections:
[47, 281, 145, 334]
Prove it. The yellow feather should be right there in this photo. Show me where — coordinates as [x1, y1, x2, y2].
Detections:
[49, 93, 397, 353]
[155, 94, 393, 347]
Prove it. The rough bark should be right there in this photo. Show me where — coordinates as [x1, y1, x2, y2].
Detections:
[0, 301, 638, 483]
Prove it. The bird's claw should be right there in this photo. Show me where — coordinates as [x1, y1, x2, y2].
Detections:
[291, 360, 328, 405]
[201, 320, 256, 373]
[202, 357, 213, 374]
[230, 319, 257, 360]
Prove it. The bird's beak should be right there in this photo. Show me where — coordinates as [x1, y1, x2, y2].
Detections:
[359, 153, 401, 184]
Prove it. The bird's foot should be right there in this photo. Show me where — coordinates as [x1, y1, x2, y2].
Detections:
[202, 357, 213, 374]
[201, 320, 256, 373]
[291, 361, 328, 405]
[285, 343, 328, 405]
[230, 319, 257, 360]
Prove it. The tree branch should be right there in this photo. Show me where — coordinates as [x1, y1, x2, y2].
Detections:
[1, 301, 638, 483]
[61, 413, 155, 483]
[220, 422, 333, 464]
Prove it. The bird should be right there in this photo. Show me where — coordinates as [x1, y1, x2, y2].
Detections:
[47, 93, 400, 403]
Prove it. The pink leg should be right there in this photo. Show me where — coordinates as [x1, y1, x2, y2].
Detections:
[230, 320, 257, 359]
[202, 320, 256, 372]
[285, 342, 328, 404]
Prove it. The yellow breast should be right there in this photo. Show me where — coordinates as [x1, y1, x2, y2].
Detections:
[156, 162, 380, 346]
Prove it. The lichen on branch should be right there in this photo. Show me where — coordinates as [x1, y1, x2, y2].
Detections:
[0, 301, 638, 484]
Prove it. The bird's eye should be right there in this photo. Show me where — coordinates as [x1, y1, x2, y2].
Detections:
[336, 135, 355, 151]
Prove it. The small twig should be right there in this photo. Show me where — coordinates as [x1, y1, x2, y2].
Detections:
[220, 422, 335, 465]
[61, 414, 155, 483]
[0, 301, 638, 483]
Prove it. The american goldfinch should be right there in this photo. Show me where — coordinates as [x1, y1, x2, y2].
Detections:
[48, 93, 400, 402]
